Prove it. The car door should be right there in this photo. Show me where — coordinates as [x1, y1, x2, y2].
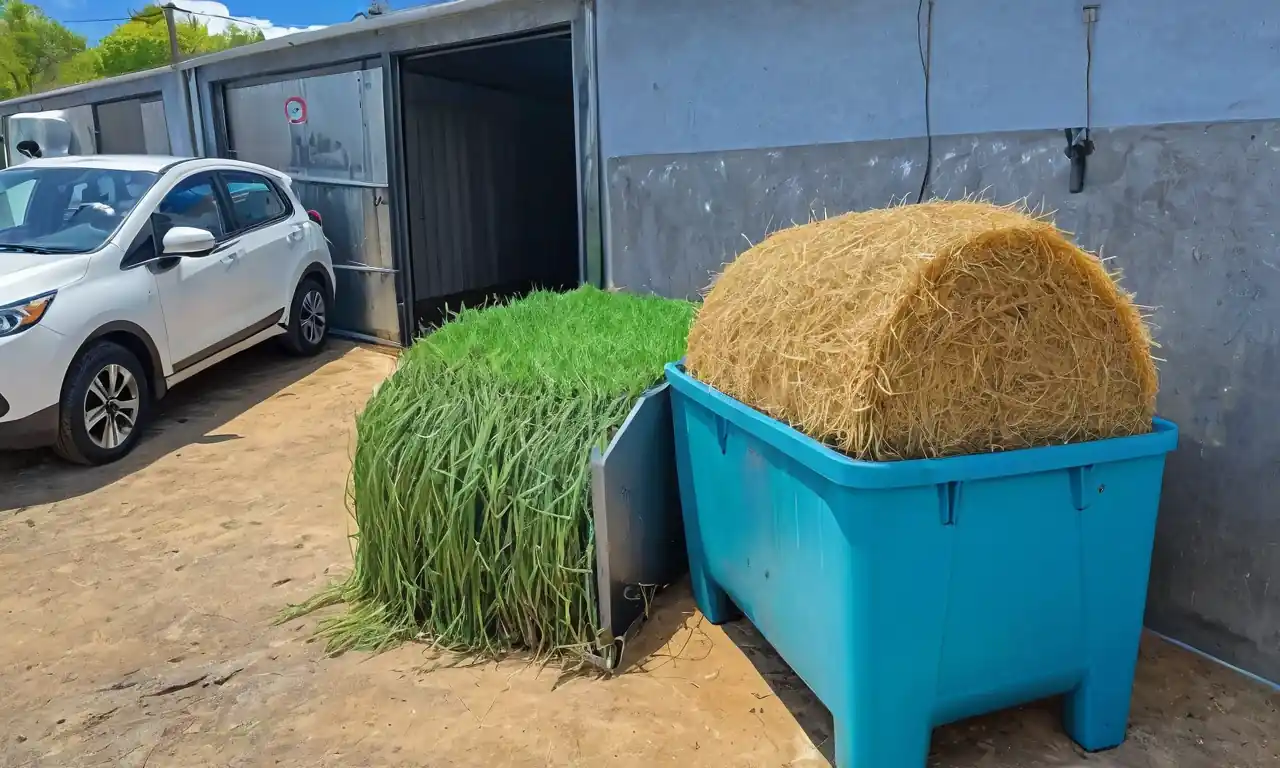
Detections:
[149, 171, 245, 371]
[218, 170, 302, 325]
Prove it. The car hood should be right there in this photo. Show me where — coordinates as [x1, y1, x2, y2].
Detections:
[0, 252, 91, 305]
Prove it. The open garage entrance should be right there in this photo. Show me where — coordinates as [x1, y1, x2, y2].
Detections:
[398, 31, 581, 332]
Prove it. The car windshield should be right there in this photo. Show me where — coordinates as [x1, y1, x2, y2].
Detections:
[0, 166, 160, 255]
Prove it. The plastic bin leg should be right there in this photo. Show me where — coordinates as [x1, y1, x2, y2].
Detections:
[1062, 478, 1161, 752]
[1062, 645, 1140, 750]
[834, 710, 932, 768]
[688, 548, 739, 624]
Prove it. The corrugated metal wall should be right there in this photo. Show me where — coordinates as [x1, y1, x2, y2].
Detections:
[402, 71, 578, 307]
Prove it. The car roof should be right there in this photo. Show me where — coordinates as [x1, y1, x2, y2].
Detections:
[4, 156, 291, 181]
[8, 155, 191, 173]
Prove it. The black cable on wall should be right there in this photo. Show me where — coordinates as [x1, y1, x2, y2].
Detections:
[916, 0, 935, 204]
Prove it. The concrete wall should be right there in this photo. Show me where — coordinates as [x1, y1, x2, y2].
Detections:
[597, 0, 1280, 682]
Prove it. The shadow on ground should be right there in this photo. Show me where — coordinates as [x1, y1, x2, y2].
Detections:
[622, 578, 1280, 767]
[1, 342, 357, 510]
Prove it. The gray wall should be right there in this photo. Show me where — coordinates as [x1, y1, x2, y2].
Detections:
[598, 0, 1280, 682]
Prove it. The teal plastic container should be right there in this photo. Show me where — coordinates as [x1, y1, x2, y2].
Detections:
[666, 363, 1178, 767]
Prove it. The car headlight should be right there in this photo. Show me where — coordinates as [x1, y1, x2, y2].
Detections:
[0, 291, 56, 337]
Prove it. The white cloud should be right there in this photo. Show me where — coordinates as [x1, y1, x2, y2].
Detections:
[171, 1, 327, 41]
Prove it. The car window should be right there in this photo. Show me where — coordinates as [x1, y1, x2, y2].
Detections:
[0, 178, 35, 229]
[0, 166, 157, 254]
[154, 173, 226, 242]
[222, 171, 288, 231]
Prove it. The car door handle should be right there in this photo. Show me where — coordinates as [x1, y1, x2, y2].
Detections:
[220, 249, 242, 264]
[287, 225, 305, 243]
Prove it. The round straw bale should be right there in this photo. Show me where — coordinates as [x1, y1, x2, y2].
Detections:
[686, 200, 1158, 461]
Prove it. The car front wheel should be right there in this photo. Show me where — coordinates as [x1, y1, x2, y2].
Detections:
[54, 341, 151, 466]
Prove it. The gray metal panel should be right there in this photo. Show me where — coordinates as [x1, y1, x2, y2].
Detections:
[224, 68, 386, 185]
[361, 68, 389, 187]
[63, 105, 97, 156]
[96, 99, 147, 154]
[293, 181, 394, 270]
[606, 120, 1280, 684]
[141, 99, 171, 154]
[331, 266, 401, 342]
[591, 383, 687, 649]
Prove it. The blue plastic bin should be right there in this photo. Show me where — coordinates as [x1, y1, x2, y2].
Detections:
[666, 363, 1178, 767]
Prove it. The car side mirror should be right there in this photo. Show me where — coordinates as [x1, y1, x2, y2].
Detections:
[162, 226, 216, 256]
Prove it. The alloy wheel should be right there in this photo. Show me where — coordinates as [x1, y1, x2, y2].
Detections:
[84, 363, 140, 450]
[300, 289, 326, 345]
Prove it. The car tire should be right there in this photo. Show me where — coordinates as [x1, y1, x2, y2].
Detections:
[282, 277, 329, 357]
[53, 341, 151, 466]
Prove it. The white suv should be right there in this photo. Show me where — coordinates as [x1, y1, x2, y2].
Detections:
[0, 155, 335, 465]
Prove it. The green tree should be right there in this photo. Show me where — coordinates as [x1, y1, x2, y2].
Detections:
[0, 0, 86, 97]
[55, 49, 103, 87]
[96, 5, 264, 79]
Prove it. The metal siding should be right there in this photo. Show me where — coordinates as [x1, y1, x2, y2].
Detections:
[57, 105, 94, 156]
[224, 68, 387, 185]
[141, 99, 172, 154]
[96, 99, 148, 154]
[362, 68, 389, 187]
[292, 182, 394, 271]
[331, 268, 401, 343]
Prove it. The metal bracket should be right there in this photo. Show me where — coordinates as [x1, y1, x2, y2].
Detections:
[1064, 127, 1095, 194]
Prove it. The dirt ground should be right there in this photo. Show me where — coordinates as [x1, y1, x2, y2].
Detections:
[1, 341, 1276, 768]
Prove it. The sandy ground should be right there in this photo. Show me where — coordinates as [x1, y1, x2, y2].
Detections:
[1, 341, 1277, 768]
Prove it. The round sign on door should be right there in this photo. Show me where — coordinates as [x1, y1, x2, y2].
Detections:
[285, 96, 307, 125]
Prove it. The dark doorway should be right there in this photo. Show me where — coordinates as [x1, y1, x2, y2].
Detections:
[399, 32, 579, 332]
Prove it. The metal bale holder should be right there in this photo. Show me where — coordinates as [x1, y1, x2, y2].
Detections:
[588, 382, 688, 670]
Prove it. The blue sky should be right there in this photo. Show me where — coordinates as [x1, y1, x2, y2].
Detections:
[44, 0, 447, 45]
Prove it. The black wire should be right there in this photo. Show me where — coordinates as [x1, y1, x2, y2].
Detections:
[915, 0, 934, 204]
[171, 7, 266, 28]
[1085, 13, 1094, 139]
[61, 16, 147, 24]
[171, 7, 315, 30]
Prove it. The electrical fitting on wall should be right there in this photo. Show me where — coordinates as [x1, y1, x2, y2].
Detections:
[1066, 3, 1100, 193]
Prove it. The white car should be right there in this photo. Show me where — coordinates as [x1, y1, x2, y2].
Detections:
[0, 155, 335, 465]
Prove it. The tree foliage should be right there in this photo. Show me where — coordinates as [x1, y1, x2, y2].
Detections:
[0, 0, 87, 98]
[0, 1, 266, 98]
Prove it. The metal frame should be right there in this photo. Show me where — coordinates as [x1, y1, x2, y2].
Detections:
[383, 51, 416, 346]
[220, 59, 375, 92]
[573, 2, 605, 289]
